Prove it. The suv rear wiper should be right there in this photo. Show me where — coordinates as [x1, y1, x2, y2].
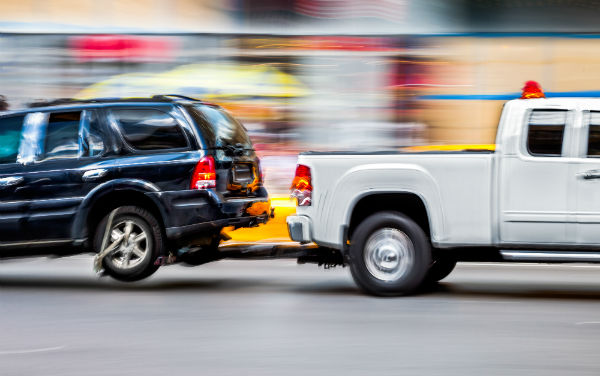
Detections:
[218, 144, 253, 156]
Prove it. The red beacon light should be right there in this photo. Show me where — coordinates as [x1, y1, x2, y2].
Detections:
[521, 80, 545, 99]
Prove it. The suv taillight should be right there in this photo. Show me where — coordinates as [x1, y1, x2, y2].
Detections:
[290, 164, 312, 206]
[191, 156, 216, 189]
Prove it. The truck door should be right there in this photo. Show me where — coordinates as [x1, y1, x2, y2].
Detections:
[573, 109, 600, 244]
[499, 108, 575, 244]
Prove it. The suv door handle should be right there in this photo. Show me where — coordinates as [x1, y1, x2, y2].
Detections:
[0, 176, 24, 187]
[578, 170, 600, 180]
[83, 169, 108, 181]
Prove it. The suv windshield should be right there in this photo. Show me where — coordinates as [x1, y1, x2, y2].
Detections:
[187, 104, 252, 150]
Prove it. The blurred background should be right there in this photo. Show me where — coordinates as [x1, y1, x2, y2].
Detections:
[4, 3, 600, 375]
[4, 0, 600, 193]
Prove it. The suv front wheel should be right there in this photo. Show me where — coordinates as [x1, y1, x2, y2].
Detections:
[94, 206, 163, 281]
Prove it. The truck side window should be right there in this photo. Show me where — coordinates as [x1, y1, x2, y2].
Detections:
[585, 111, 600, 157]
[526, 110, 567, 157]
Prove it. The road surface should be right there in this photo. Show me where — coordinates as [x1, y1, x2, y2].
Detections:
[1, 256, 600, 375]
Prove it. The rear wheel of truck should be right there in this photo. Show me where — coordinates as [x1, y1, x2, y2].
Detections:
[349, 212, 431, 296]
[94, 206, 163, 282]
[425, 253, 457, 284]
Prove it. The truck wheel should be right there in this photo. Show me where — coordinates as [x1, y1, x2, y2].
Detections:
[349, 212, 431, 296]
[94, 206, 163, 282]
[425, 253, 457, 284]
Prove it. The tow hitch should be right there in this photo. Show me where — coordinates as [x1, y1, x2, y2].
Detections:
[158, 243, 345, 268]
[219, 243, 344, 268]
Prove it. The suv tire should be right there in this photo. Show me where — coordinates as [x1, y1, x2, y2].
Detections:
[349, 211, 431, 296]
[94, 206, 163, 281]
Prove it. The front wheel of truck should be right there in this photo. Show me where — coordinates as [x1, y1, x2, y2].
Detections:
[348, 212, 431, 296]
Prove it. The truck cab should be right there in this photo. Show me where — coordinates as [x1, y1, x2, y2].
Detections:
[497, 97, 600, 246]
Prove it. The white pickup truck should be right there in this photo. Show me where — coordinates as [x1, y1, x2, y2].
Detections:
[287, 94, 600, 296]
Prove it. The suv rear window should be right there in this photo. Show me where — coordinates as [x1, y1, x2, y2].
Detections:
[187, 105, 252, 149]
[112, 108, 188, 151]
[0, 115, 24, 164]
[43, 111, 81, 161]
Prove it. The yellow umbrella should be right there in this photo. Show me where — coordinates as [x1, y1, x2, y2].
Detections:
[76, 63, 309, 100]
[77, 72, 161, 99]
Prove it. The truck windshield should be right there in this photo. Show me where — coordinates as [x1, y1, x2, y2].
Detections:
[187, 104, 252, 150]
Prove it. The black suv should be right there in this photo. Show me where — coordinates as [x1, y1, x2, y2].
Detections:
[0, 95, 270, 281]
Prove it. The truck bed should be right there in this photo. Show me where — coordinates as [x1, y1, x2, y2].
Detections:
[296, 151, 495, 248]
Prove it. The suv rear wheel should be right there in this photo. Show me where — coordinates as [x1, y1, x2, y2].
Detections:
[94, 206, 163, 281]
[349, 212, 431, 296]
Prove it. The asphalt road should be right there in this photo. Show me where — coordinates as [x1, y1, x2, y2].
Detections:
[1, 257, 600, 376]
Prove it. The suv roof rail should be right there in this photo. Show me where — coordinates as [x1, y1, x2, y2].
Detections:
[27, 97, 123, 108]
[28, 98, 84, 108]
[25, 95, 208, 109]
[151, 94, 203, 102]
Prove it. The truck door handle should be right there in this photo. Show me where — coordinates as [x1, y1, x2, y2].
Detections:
[83, 169, 108, 181]
[0, 176, 24, 187]
[578, 170, 600, 180]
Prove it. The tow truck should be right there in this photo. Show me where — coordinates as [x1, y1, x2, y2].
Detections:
[286, 81, 600, 296]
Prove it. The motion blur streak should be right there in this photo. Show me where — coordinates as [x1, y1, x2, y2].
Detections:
[3, 1, 600, 374]
[5, 1, 600, 193]
[1, 1, 599, 193]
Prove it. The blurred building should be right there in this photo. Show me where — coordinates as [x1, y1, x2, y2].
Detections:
[3, 0, 600, 190]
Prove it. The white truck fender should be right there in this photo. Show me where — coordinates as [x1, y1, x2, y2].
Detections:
[315, 163, 446, 247]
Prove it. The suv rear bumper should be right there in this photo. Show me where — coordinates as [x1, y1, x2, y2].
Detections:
[153, 187, 271, 241]
[165, 213, 269, 239]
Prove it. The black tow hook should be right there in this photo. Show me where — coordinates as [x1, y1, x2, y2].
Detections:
[297, 248, 346, 269]
[154, 254, 178, 266]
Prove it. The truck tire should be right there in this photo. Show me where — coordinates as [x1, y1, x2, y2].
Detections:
[425, 253, 457, 284]
[348, 212, 431, 296]
[94, 206, 163, 282]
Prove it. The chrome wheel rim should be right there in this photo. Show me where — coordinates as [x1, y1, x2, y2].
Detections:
[364, 228, 414, 282]
[105, 220, 149, 270]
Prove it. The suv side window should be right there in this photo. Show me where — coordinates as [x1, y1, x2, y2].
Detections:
[42, 111, 81, 161]
[111, 108, 188, 151]
[584, 111, 600, 157]
[526, 109, 567, 157]
[0, 114, 25, 164]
